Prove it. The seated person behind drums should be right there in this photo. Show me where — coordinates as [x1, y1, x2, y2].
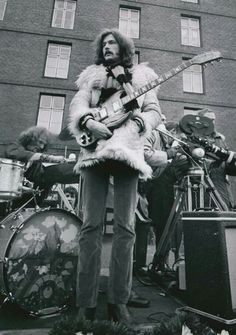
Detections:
[5, 126, 79, 206]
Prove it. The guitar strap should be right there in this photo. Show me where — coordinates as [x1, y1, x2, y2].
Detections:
[110, 66, 142, 112]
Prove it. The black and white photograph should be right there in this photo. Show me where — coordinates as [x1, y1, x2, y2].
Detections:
[0, 1, 236, 334]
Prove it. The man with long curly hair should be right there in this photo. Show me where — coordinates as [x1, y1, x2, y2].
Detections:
[5, 126, 79, 206]
[69, 28, 162, 326]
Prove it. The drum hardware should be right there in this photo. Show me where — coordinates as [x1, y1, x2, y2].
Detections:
[13, 211, 24, 222]
[9, 225, 22, 231]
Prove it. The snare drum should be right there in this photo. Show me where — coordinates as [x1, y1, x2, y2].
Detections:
[0, 208, 81, 316]
[0, 158, 25, 200]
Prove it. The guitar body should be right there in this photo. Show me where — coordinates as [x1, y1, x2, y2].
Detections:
[77, 91, 132, 148]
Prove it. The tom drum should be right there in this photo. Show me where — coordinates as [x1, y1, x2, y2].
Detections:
[0, 159, 25, 200]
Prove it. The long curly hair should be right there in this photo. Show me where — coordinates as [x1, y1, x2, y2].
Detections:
[93, 28, 135, 68]
[19, 126, 52, 150]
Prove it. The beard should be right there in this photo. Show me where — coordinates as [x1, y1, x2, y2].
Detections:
[103, 54, 121, 68]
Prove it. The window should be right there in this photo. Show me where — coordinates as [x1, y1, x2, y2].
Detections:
[44, 43, 71, 79]
[37, 95, 65, 134]
[119, 7, 140, 38]
[181, 0, 198, 3]
[184, 107, 200, 115]
[52, 0, 76, 29]
[181, 17, 200, 47]
[0, 0, 7, 20]
[133, 52, 140, 65]
[183, 62, 203, 93]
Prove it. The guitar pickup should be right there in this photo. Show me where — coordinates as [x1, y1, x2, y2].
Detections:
[112, 100, 123, 113]
[98, 107, 108, 120]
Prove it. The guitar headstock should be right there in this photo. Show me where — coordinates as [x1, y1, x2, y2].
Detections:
[191, 51, 222, 66]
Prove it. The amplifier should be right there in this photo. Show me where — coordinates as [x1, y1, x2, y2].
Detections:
[182, 211, 236, 319]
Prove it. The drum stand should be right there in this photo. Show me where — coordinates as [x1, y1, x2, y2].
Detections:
[0, 188, 42, 229]
[151, 159, 228, 271]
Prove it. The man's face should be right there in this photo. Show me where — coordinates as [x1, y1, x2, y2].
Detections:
[65, 192, 77, 208]
[26, 137, 47, 153]
[102, 34, 120, 65]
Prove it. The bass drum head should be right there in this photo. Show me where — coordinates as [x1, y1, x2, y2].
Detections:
[4, 208, 81, 316]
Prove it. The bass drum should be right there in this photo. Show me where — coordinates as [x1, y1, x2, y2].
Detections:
[0, 208, 81, 316]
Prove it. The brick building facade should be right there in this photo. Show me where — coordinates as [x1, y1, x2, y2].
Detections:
[0, 0, 236, 196]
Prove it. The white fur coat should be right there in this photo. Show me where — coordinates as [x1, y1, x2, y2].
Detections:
[69, 63, 161, 179]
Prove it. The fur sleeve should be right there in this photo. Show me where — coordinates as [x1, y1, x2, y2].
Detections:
[132, 63, 162, 132]
[69, 65, 106, 136]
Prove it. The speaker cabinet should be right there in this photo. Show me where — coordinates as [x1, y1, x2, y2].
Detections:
[182, 211, 236, 319]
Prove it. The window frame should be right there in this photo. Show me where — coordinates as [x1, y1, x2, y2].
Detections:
[51, 0, 77, 30]
[182, 57, 204, 94]
[37, 94, 65, 135]
[44, 42, 71, 79]
[119, 6, 140, 39]
[181, 15, 201, 47]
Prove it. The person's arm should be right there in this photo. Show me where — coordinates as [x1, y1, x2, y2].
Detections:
[69, 65, 112, 140]
[144, 130, 168, 167]
[132, 64, 162, 132]
[5, 142, 34, 162]
[5, 142, 66, 164]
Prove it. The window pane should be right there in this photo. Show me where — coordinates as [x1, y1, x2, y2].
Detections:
[120, 8, 128, 19]
[38, 95, 64, 134]
[131, 10, 139, 21]
[190, 19, 199, 29]
[181, 27, 189, 45]
[131, 21, 139, 38]
[53, 96, 65, 109]
[52, 9, 63, 27]
[191, 29, 200, 47]
[181, 17, 200, 47]
[40, 95, 52, 108]
[193, 73, 203, 93]
[55, 0, 64, 9]
[45, 44, 71, 79]
[48, 44, 59, 54]
[64, 10, 75, 29]
[183, 64, 203, 93]
[52, 110, 63, 121]
[119, 19, 128, 35]
[0, 0, 7, 20]
[183, 72, 192, 91]
[119, 7, 140, 38]
[52, 0, 76, 29]
[60, 45, 71, 57]
[50, 123, 62, 134]
[66, 1, 76, 10]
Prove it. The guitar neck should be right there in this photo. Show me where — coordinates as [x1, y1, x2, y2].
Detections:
[121, 59, 193, 105]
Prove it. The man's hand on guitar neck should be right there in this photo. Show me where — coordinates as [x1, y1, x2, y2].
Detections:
[86, 119, 113, 140]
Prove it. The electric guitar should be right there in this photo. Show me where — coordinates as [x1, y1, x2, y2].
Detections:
[77, 51, 222, 148]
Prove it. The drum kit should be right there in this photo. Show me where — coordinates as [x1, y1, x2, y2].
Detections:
[0, 158, 81, 317]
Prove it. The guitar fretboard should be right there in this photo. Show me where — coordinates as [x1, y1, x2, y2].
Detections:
[121, 59, 192, 105]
